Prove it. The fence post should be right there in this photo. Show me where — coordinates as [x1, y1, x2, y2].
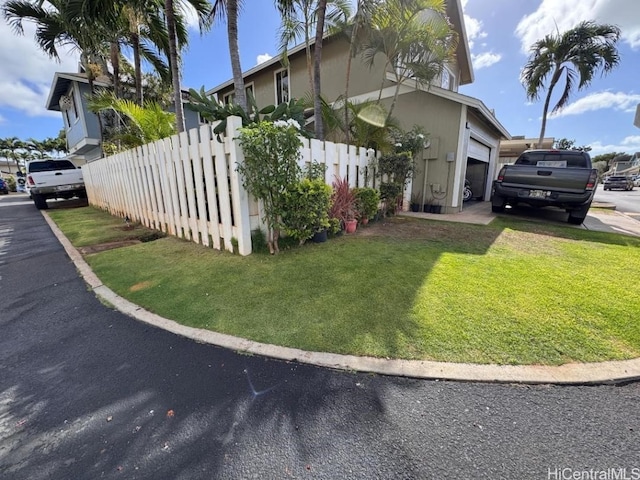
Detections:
[227, 116, 252, 256]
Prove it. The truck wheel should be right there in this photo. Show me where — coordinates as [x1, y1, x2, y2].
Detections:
[33, 194, 48, 210]
[491, 195, 506, 213]
[567, 206, 589, 225]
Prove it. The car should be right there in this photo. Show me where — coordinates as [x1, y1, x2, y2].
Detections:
[633, 175, 640, 187]
[0, 178, 9, 195]
[603, 175, 634, 191]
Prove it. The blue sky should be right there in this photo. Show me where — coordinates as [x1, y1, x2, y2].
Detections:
[1, 0, 639, 157]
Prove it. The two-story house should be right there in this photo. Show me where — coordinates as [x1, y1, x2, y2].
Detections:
[207, 0, 510, 214]
[45, 71, 202, 164]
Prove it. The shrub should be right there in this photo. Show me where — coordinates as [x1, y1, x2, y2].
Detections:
[282, 178, 332, 245]
[353, 187, 380, 220]
[237, 120, 302, 254]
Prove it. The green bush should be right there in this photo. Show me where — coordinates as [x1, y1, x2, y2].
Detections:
[353, 187, 380, 220]
[282, 178, 332, 245]
[5, 176, 17, 192]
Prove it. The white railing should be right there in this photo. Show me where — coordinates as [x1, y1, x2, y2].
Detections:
[83, 116, 382, 255]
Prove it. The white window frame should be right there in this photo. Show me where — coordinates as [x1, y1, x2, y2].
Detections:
[440, 66, 457, 91]
[274, 68, 290, 105]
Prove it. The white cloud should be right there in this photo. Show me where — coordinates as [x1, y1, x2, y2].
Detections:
[256, 53, 273, 65]
[588, 135, 640, 156]
[0, 20, 79, 118]
[515, 0, 640, 53]
[548, 91, 640, 118]
[471, 52, 502, 69]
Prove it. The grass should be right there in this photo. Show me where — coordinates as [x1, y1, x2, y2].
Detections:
[49, 206, 640, 365]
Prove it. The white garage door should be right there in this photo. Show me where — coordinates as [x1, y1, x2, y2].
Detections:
[468, 138, 490, 163]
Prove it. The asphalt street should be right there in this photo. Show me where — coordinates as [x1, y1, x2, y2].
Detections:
[1, 194, 639, 480]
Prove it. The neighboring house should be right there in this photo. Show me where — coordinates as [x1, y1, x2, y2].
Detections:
[207, 0, 510, 213]
[45, 71, 201, 163]
[498, 136, 555, 171]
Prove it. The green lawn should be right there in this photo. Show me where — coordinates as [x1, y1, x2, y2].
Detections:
[48, 207, 640, 365]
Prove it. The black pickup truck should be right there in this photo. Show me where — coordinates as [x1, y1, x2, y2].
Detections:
[491, 149, 598, 224]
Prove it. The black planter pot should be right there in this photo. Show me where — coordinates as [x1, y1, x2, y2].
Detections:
[430, 205, 442, 214]
[423, 204, 432, 213]
[312, 229, 328, 243]
[410, 203, 420, 212]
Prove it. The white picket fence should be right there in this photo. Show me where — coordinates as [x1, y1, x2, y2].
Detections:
[83, 116, 384, 256]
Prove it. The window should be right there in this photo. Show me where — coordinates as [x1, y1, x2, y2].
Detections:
[275, 69, 289, 104]
[62, 88, 78, 127]
[222, 83, 254, 107]
[222, 91, 235, 105]
[440, 68, 451, 90]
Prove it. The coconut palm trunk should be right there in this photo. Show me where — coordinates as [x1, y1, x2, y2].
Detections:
[536, 68, 562, 148]
[313, 0, 327, 140]
[165, 0, 186, 133]
[226, 0, 246, 111]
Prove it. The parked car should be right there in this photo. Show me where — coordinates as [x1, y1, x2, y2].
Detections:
[603, 175, 634, 191]
[0, 178, 9, 195]
[633, 175, 640, 187]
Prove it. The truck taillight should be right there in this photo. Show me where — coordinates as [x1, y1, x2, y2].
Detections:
[497, 167, 506, 182]
[27, 175, 35, 186]
[586, 169, 598, 191]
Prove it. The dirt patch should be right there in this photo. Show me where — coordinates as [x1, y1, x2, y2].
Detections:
[358, 216, 496, 244]
[78, 240, 141, 255]
[129, 280, 154, 292]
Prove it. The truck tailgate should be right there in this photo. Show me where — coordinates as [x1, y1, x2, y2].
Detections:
[30, 169, 83, 187]
[500, 166, 593, 192]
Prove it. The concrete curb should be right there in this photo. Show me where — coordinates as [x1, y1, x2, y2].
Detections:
[43, 211, 640, 385]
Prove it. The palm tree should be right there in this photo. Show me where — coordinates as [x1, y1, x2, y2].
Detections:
[336, 0, 379, 143]
[361, 0, 457, 123]
[521, 21, 621, 148]
[278, 0, 350, 93]
[210, 0, 246, 110]
[209, 1, 296, 113]
[312, 0, 327, 140]
[3, 0, 108, 93]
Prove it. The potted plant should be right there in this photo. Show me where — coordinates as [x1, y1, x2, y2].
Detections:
[330, 176, 358, 233]
[410, 193, 421, 212]
[353, 187, 381, 224]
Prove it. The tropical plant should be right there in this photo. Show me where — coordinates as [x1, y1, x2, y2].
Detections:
[320, 97, 399, 152]
[237, 120, 303, 254]
[282, 178, 332, 244]
[3, 0, 108, 93]
[391, 124, 429, 158]
[329, 176, 357, 226]
[521, 21, 621, 148]
[187, 87, 308, 138]
[361, 0, 457, 122]
[88, 92, 176, 151]
[352, 187, 380, 220]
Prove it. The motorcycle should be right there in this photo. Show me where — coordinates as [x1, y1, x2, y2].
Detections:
[463, 179, 473, 202]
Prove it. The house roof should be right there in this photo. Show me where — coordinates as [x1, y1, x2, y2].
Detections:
[499, 137, 555, 157]
[206, 0, 474, 94]
[45, 72, 111, 111]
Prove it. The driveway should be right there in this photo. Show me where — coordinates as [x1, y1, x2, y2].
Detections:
[1, 195, 640, 479]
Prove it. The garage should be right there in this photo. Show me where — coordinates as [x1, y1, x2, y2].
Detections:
[465, 138, 491, 202]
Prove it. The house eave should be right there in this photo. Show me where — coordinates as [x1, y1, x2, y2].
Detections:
[45, 72, 110, 111]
